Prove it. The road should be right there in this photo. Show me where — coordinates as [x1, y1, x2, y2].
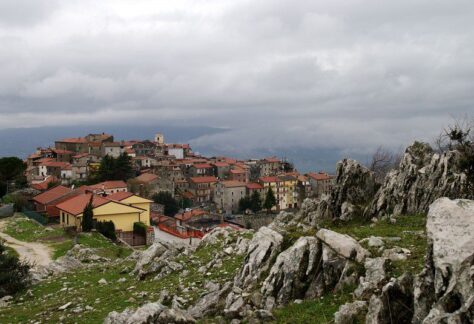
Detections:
[0, 221, 53, 267]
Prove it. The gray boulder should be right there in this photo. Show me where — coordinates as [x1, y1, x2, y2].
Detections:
[334, 300, 368, 324]
[104, 302, 195, 324]
[132, 239, 184, 279]
[261, 237, 321, 306]
[365, 273, 414, 324]
[413, 198, 474, 323]
[233, 227, 283, 290]
[316, 229, 370, 263]
[187, 282, 232, 318]
[354, 257, 389, 299]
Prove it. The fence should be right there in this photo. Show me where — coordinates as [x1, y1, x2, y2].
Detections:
[22, 209, 49, 225]
[157, 217, 207, 239]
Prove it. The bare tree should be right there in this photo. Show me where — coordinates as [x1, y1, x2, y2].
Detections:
[370, 146, 396, 183]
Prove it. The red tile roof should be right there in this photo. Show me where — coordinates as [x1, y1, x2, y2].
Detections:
[106, 191, 135, 201]
[264, 157, 280, 163]
[134, 173, 158, 183]
[189, 176, 217, 184]
[41, 161, 72, 169]
[33, 185, 72, 205]
[230, 168, 245, 174]
[220, 180, 246, 188]
[259, 176, 279, 183]
[88, 180, 127, 190]
[212, 162, 229, 167]
[31, 176, 59, 191]
[246, 182, 264, 190]
[56, 193, 110, 216]
[193, 163, 213, 169]
[52, 149, 74, 154]
[57, 137, 87, 143]
[307, 172, 333, 181]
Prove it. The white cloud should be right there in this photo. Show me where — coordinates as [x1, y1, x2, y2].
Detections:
[0, 0, 473, 155]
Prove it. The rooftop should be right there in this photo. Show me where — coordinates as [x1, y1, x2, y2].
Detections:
[33, 185, 72, 205]
[88, 180, 128, 190]
[246, 182, 264, 190]
[307, 172, 333, 181]
[259, 176, 279, 183]
[189, 176, 217, 184]
[220, 180, 247, 188]
[56, 193, 110, 216]
[134, 173, 159, 183]
[56, 137, 87, 144]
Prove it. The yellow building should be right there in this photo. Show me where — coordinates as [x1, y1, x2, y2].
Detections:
[56, 192, 151, 232]
[277, 174, 298, 209]
[259, 175, 298, 210]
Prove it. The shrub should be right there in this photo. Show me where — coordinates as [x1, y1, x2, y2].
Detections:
[0, 241, 30, 297]
[133, 221, 148, 237]
[95, 221, 116, 241]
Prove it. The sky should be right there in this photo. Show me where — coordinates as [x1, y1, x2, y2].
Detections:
[0, 0, 473, 162]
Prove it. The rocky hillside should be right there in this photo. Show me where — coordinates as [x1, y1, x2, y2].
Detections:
[1, 141, 472, 323]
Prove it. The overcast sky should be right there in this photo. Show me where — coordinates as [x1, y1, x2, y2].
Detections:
[0, 0, 473, 156]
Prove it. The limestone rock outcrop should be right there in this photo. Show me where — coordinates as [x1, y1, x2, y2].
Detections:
[366, 142, 468, 218]
[104, 302, 195, 324]
[260, 237, 321, 305]
[297, 159, 376, 225]
[132, 239, 186, 279]
[413, 198, 474, 323]
[232, 226, 283, 290]
[316, 229, 370, 263]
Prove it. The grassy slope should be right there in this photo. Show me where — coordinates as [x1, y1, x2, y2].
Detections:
[2, 214, 131, 259]
[274, 214, 427, 324]
[0, 214, 427, 323]
[0, 235, 244, 323]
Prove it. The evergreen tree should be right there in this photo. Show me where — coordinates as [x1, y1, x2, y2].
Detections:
[115, 153, 135, 181]
[238, 196, 252, 212]
[82, 196, 94, 232]
[263, 187, 277, 213]
[97, 155, 115, 181]
[152, 191, 179, 216]
[97, 153, 135, 182]
[0, 241, 30, 297]
[250, 191, 262, 213]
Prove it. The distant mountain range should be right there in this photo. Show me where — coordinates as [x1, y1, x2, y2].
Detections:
[0, 125, 368, 173]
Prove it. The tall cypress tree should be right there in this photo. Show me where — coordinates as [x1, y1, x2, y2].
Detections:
[82, 196, 94, 232]
[263, 187, 277, 213]
[250, 190, 262, 213]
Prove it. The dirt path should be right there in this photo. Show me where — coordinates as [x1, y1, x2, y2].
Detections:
[0, 221, 53, 267]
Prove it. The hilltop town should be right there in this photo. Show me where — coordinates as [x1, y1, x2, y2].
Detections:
[0, 123, 473, 323]
[20, 131, 334, 242]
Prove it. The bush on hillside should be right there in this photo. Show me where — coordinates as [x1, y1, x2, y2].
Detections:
[95, 221, 116, 241]
[0, 241, 30, 297]
[133, 221, 148, 237]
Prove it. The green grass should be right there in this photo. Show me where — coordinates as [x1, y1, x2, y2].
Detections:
[2, 214, 132, 260]
[0, 233, 245, 323]
[273, 214, 427, 323]
[1, 243, 20, 258]
[273, 285, 359, 324]
[324, 214, 427, 277]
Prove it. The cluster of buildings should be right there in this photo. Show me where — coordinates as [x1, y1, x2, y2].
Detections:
[24, 131, 334, 241]
[31, 180, 153, 245]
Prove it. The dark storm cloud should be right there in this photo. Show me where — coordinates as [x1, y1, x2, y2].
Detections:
[0, 0, 473, 155]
